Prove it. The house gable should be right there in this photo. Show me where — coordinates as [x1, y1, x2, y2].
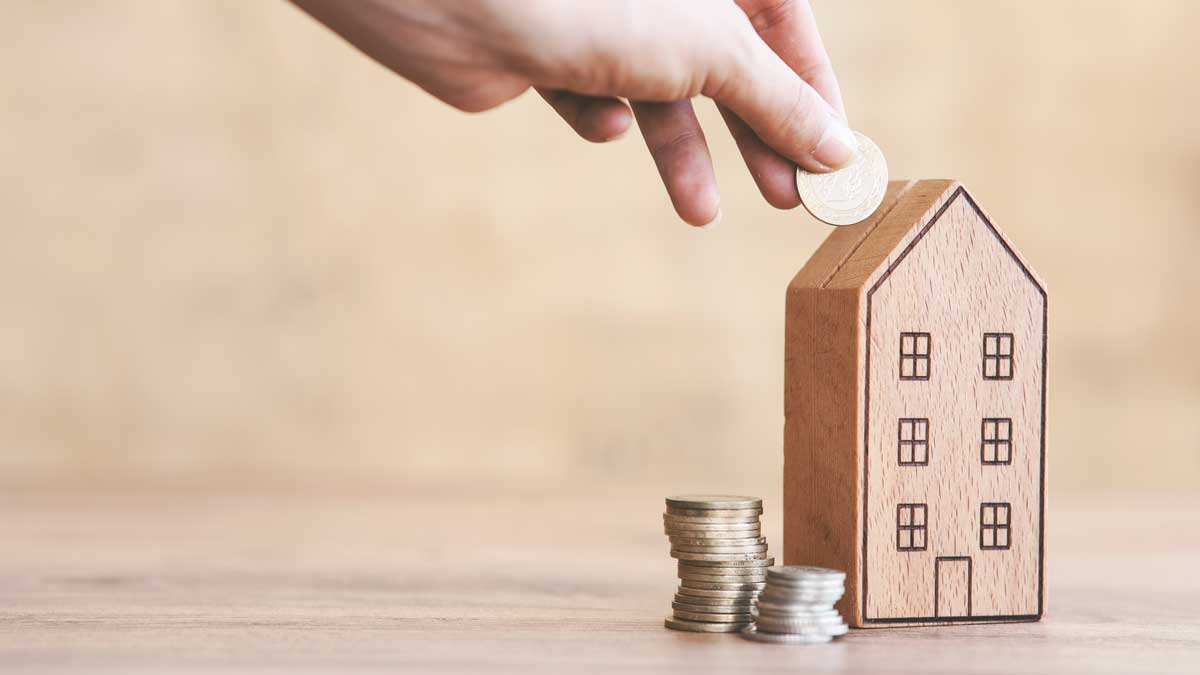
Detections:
[860, 185, 1047, 623]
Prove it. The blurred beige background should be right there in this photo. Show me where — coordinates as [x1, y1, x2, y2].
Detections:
[1, 1, 1197, 494]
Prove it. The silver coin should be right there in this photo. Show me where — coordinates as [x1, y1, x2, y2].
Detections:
[795, 131, 888, 226]
[671, 550, 771, 562]
[666, 507, 762, 518]
[663, 513, 761, 524]
[755, 604, 842, 620]
[825, 622, 849, 637]
[763, 577, 845, 590]
[680, 580, 767, 592]
[673, 593, 757, 607]
[757, 593, 839, 607]
[740, 625, 832, 644]
[664, 616, 748, 633]
[676, 586, 761, 600]
[671, 544, 767, 554]
[762, 580, 843, 592]
[758, 581, 844, 593]
[754, 615, 842, 631]
[680, 557, 774, 568]
[755, 602, 837, 613]
[765, 580, 844, 590]
[755, 616, 848, 637]
[767, 566, 847, 584]
[673, 608, 754, 623]
[666, 495, 762, 510]
[759, 585, 841, 598]
[669, 536, 766, 547]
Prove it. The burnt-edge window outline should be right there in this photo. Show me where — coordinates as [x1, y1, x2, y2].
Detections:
[983, 332, 1014, 380]
[981, 418, 1013, 465]
[896, 503, 927, 552]
[898, 418, 930, 466]
[980, 502, 1011, 550]
[900, 332, 931, 381]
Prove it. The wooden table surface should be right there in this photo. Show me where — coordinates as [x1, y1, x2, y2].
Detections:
[2, 484, 1198, 673]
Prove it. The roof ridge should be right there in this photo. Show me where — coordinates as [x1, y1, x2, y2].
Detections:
[819, 179, 917, 289]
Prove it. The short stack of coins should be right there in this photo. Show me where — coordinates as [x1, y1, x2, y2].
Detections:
[662, 495, 774, 633]
[740, 566, 849, 644]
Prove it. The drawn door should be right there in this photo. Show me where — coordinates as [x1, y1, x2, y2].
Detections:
[934, 557, 972, 618]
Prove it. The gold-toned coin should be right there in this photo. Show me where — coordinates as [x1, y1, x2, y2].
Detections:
[673, 608, 754, 623]
[663, 513, 761, 524]
[671, 544, 767, 554]
[672, 538, 763, 550]
[676, 586, 761, 600]
[662, 520, 760, 532]
[666, 507, 762, 518]
[676, 576, 768, 586]
[678, 570, 768, 583]
[679, 557, 774, 568]
[673, 593, 756, 607]
[672, 600, 753, 614]
[796, 131, 888, 226]
[664, 616, 747, 633]
[671, 550, 771, 562]
[678, 565, 769, 577]
[662, 533, 763, 542]
[665, 495, 762, 510]
[663, 528, 762, 539]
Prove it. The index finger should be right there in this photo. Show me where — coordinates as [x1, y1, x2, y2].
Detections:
[736, 0, 846, 116]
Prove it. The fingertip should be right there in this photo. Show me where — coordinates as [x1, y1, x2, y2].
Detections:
[807, 121, 858, 171]
[694, 207, 722, 230]
[764, 186, 802, 210]
[578, 98, 633, 143]
[677, 194, 722, 228]
[755, 163, 803, 209]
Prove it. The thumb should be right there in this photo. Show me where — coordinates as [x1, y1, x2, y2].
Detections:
[705, 27, 857, 172]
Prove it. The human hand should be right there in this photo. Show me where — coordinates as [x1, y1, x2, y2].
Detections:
[290, 0, 854, 227]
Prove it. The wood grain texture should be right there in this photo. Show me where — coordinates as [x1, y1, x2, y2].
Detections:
[785, 181, 1048, 627]
[0, 487, 1197, 674]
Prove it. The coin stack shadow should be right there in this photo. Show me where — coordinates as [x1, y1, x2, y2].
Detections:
[740, 566, 849, 644]
[662, 495, 774, 633]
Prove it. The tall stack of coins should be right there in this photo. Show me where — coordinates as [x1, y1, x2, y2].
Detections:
[662, 495, 774, 633]
[740, 566, 849, 644]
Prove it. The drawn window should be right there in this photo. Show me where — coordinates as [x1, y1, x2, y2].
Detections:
[899, 332, 931, 380]
[898, 418, 929, 465]
[981, 418, 1012, 465]
[896, 503, 927, 551]
[980, 503, 1011, 550]
[983, 333, 1014, 380]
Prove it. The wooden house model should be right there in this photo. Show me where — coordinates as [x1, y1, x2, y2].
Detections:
[784, 180, 1047, 627]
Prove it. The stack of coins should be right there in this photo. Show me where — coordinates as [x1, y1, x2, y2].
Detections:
[741, 566, 849, 644]
[662, 495, 774, 633]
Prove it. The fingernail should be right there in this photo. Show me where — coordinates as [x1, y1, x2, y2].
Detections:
[697, 207, 722, 230]
[812, 121, 858, 170]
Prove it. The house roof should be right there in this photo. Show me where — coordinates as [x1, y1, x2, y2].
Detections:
[789, 179, 1046, 295]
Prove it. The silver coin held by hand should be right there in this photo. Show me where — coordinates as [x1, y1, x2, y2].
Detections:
[796, 131, 888, 226]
